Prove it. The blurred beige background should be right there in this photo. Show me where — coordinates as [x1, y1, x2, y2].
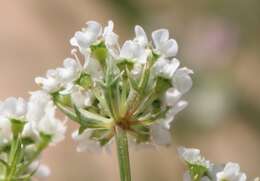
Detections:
[0, 0, 259, 180]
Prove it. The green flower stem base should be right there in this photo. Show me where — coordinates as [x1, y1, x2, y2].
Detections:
[115, 127, 132, 181]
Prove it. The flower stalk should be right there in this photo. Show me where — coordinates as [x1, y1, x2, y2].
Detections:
[115, 127, 131, 181]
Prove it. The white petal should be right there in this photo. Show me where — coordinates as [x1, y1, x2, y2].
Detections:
[152, 29, 169, 49]
[86, 21, 102, 36]
[161, 39, 178, 57]
[134, 25, 148, 46]
[172, 67, 193, 94]
[151, 124, 172, 145]
[178, 146, 201, 163]
[103, 20, 118, 46]
[120, 41, 135, 59]
[74, 31, 93, 49]
[153, 58, 180, 79]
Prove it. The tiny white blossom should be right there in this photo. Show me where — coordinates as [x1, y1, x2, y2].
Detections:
[70, 21, 102, 52]
[56, 58, 82, 83]
[35, 58, 81, 93]
[35, 69, 60, 93]
[216, 162, 247, 181]
[25, 91, 66, 144]
[152, 29, 178, 57]
[178, 147, 211, 168]
[120, 40, 149, 64]
[0, 97, 27, 120]
[153, 57, 180, 80]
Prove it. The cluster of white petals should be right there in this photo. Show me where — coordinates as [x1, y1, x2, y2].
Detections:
[0, 91, 66, 180]
[179, 147, 258, 181]
[35, 20, 193, 152]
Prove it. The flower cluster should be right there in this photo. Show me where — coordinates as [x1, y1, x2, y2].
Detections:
[0, 91, 66, 180]
[35, 20, 193, 152]
[179, 147, 259, 181]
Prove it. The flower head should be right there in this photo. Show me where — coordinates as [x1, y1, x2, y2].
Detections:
[216, 162, 247, 181]
[36, 20, 193, 152]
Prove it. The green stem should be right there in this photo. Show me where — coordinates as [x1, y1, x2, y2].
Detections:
[115, 127, 131, 181]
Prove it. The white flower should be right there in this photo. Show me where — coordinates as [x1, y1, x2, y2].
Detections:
[35, 69, 61, 93]
[35, 58, 81, 93]
[150, 124, 172, 145]
[152, 29, 178, 57]
[120, 40, 149, 64]
[70, 21, 102, 52]
[37, 102, 66, 144]
[172, 67, 193, 94]
[178, 147, 210, 168]
[153, 57, 180, 80]
[0, 97, 27, 120]
[216, 162, 247, 181]
[71, 87, 94, 108]
[25, 91, 66, 144]
[103, 20, 118, 47]
[133, 25, 148, 47]
[119, 25, 150, 64]
[56, 58, 82, 84]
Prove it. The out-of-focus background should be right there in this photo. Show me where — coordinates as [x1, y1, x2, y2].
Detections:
[0, 0, 259, 180]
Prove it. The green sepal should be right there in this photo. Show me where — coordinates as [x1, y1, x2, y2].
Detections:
[52, 92, 72, 107]
[130, 124, 150, 143]
[149, 51, 160, 65]
[90, 41, 107, 66]
[76, 73, 92, 89]
[117, 60, 134, 72]
[154, 77, 171, 95]
[55, 101, 78, 122]
[74, 105, 113, 129]
[10, 119, 25, 138]
[187, 163, 208, 181]
[38, 133, 52, 150]
[78, 126, 87, 135]
[90, 129, 113, 146]
[21, 137, 35, 146]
